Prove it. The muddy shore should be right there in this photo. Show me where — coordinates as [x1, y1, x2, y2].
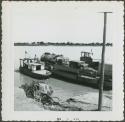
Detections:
[14, 72, 112, 111]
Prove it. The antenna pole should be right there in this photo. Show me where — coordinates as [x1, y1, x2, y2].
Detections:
[98, 12, 112, 111]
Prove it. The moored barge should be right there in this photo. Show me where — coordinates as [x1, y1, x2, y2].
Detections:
[40, 52, 112, 89]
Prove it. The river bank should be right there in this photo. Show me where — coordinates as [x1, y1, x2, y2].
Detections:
[14, 71, 112, 111]
[15, 86, 112, 111]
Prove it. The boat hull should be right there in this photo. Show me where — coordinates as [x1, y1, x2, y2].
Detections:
[52, 69, 112, 89]
[52, 69, 98, 85]
[19, 67, 51, 80]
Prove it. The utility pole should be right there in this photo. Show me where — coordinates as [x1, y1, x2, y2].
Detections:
[98, 12, 112, 111]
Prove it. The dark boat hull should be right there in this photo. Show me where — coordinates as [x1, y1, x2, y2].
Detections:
[19, 67, 51, 80]
[52, 69, 112, 90]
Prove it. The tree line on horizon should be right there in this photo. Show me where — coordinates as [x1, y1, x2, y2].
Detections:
[14, 41, 112, 46]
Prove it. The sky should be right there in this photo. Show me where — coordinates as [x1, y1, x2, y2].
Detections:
[2, 1, 124, 43]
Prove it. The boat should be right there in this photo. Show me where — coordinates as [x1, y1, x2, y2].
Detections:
[41, 52, 112, 89]
[19, 58, 51, 80]
[52, 56, 101, 87]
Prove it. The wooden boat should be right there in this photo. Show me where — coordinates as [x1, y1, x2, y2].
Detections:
[19, 58, 51, 80]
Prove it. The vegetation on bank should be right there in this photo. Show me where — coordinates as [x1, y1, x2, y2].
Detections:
[14, 42, 112, 46]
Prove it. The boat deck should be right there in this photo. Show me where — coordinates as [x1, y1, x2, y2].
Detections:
[80, 75, 98, 80]
[24, 62, 42, 66]
[33, 70, 47, 75]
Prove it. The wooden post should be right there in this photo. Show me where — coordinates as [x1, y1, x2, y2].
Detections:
[98, 12, 112, 111]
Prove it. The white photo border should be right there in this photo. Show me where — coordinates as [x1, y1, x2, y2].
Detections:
[1, 1, 124, 121]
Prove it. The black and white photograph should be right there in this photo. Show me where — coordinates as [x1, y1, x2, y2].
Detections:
[1, 1, 124, 121]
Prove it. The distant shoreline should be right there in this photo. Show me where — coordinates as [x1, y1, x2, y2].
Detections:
[14, 45, 112, 46]
[14, 42, 112, 46]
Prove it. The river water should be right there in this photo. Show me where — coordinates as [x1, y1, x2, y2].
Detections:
[14, 46, 112, 111]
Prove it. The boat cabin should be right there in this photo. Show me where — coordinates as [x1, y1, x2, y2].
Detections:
[20, 58, 45, 71]
[80, 51, 93, 65]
